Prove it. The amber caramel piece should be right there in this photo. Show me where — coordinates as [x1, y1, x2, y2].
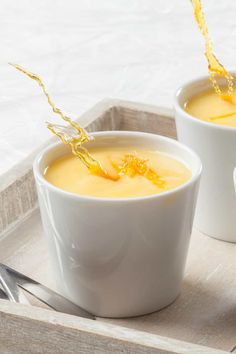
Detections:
[11, 63, 118, 181]
[191, 0, 234, 99]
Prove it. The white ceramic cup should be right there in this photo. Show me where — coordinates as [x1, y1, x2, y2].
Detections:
[174, 75, 236, 242]
[33, 131, 201, 318]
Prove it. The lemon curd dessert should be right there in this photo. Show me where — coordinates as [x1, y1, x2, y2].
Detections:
[12, 64, 191, 199]
[44, 146, 191, 198]
[184, 0, 236, 127]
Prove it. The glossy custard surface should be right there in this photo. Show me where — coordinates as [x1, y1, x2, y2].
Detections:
[44, 147, 191, 198]
[185, 90, 236, 127]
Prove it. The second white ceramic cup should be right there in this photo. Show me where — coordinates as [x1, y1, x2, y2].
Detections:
[34, 131, 201, 317]
[175, 75, 236, 242]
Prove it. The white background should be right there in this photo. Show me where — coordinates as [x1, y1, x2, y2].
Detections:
[1, 0, 236, 175]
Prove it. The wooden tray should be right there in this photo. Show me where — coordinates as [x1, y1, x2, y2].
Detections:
[0, 99, 235, 354]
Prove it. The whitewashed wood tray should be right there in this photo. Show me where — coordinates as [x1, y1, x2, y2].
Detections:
[0, 99, 235, 354]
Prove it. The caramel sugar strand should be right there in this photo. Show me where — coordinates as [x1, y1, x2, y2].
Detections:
[11, 63, 118, 180]
[191, 0, 234, 98]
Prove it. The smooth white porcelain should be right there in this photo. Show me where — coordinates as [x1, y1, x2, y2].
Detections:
[233, 166, 236, 201]
[174, 75, 236, 242]
[33, 131, 201, 318]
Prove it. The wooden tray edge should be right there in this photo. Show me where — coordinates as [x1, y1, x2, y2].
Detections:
[0, 299, 227, 354]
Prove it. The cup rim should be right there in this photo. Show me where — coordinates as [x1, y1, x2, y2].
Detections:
[174, 73, 236, 132]
[33, 130, 202, 203]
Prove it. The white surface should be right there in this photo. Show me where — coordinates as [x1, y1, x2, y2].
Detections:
[34, 131, 201, 317]
[1, 0, 236, 175]
[175, 75, 236, 242]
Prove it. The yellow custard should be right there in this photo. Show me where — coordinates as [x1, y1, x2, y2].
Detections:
[185, 90, 236, 127]
[45, 147, 191, 198]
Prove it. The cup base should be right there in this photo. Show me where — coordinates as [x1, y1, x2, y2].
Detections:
[59, 284, 181, 319]
[195, 226, 236, 244]
[95, 292, 180, 319]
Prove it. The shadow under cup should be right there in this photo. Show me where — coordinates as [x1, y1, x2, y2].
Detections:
[175, 75, 236, 242]
[33, 131, 201, 318]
